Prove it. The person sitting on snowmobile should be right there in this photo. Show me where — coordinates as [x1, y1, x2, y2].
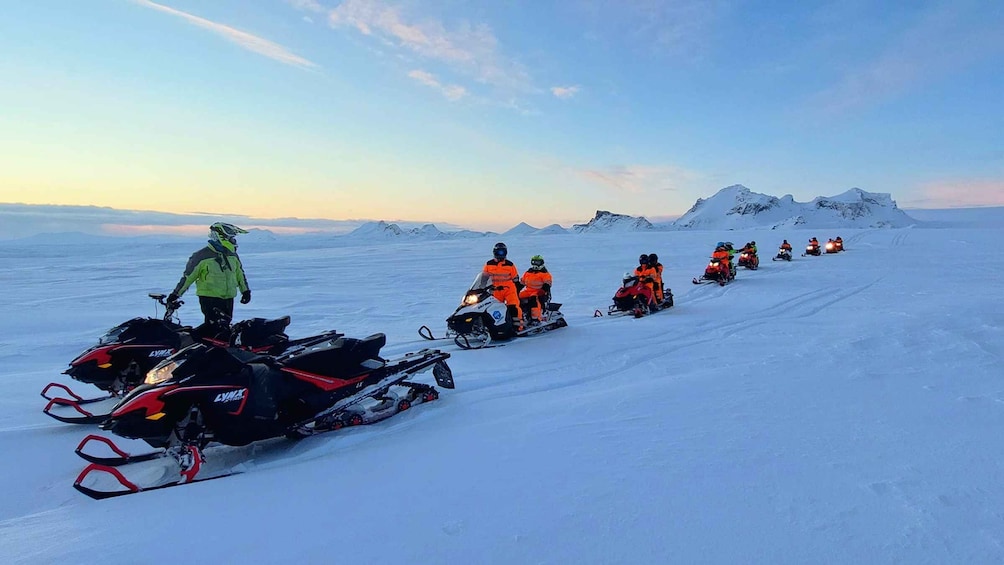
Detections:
[809, 237, 819, 246]
[634, 254, 661, 309]
[780, 240, 793, 252]
[648, 253, 665, 303]
[712, 243, 732, 278]
[519, 255, 552, 325]
[168, 222, 251, 329]
[483, 242, 523, 330]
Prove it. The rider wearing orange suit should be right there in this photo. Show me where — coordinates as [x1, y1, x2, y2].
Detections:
[484, 242, 523, 329]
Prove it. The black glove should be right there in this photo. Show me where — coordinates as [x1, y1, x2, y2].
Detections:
[240, 290, 251, 304]
[541, 283, 551, 293]
[167, 293, 179, 305]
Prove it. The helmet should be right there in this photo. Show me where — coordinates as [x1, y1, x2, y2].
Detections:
[750, 241, 755, 246]
[529, 255, 545, 270]
[783, 239, 788, 244]
[493, 242, 507, 260]
[716, 241, 724, 248]
[638, 254, 650, 265]
[209, 222, 247, 250]
[622, 272, 638, 287]
[648, 253, 658, 264]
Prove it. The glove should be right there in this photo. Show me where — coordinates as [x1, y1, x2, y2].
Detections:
[240, 290, 251, 304]
[167, 293, 179, 305]
[541, 283, 551, 294]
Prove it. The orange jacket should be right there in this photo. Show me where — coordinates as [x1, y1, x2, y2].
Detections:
[635, 265, 659, 285]
[521, 269, 552, 292]
[780, 243, 792, 251]
[484, 259, 519, 290]
[712, 249, 730, 262]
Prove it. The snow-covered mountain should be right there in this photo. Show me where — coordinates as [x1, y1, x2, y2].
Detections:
[346, 221, 490, 240]
[672, 185, 917, 229]
[502, 222, 540, 236]
[572, 210, 653, 233]
[535, 223, 570, 235]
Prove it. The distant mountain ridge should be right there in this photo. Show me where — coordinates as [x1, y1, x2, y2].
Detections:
[672, 185, 916, 229]
[572, 211, 653, 233]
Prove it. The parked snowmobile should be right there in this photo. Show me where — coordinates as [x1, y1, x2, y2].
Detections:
[73, 334, 454, 499]
[419, 272, 567, 349]
[773, 247, 793, 261]
[42, 293, 337, 424]
[737, 250, 759, 270]
[605, 272, 674, 317]
[803, 241, 822, 256]
[693, 256, 736, 286]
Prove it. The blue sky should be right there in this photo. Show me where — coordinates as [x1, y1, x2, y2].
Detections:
[0, 0, 1001, 230]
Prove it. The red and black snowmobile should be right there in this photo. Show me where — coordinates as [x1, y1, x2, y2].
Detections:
[825, 239, 840, 253]
[42, 293, 337, 424]
[833, 238, 844, 252]
[693, 257, 735, 286]
[803, 240, 822, 256]
[72, 333, 454, 499]
[603, 272, 673, 317]
[737, 250, 759, 270]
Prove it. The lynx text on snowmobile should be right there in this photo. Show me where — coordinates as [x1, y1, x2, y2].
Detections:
[601, 272, 674, 318]
[418, 272, 567, 349]
[72, 333, 454, 499]
[773, 247, 793, 261]
[42, 293, 339, 425]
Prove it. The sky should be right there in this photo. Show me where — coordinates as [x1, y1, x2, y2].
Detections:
[0, 0, 1002, 231]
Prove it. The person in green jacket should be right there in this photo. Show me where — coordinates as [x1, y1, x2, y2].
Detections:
[168, 222, 251, 328]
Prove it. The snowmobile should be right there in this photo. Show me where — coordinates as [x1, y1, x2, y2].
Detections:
[825, 239, 840, 253]
[692, 257, 736, 286]
[603, 273, 674, 317]
[72, 334, 454, 499]
[833, 238, 844, 252]
[803, 242, 822, 256]
[773, 247, 793, 261]
[42, 293, 338, 424]
[418, 272, 567, 349]
[737, 250, 759, 270]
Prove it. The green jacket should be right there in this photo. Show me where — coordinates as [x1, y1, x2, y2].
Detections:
[172, 244, 249, 299]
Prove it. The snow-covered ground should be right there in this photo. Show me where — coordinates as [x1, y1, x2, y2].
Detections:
[1, 214, 1003, 564]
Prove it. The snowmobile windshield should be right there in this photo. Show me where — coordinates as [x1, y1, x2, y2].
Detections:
[97, 325, 127, 345]
[468, 272, 495, 291]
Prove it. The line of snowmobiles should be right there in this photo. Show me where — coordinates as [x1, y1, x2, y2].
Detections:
[44, 294, 455, 499]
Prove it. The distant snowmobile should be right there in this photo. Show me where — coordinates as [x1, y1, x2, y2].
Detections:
[803, 241, 822, 256]
[72, 334, 454, 499]
[825, 239, 839, 253]
[42, 294, 321, 424]
[737, 250, 759, 270]
[419, 272, 567, 349]
[604, 272, 674, 317]
[693, 257, 736, 286]
[773, 247, 793, 261]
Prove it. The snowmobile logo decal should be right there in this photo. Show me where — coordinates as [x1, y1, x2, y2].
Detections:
[148, 348, 173, 358]
[492, 310, 503, 320]
[214, 389, 246, 403]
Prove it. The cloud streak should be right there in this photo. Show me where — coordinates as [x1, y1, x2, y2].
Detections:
[551, 85, 580, 99]
[324, 0, 530, 90]
[575, 164, 701, 194]
[134, 0, 317, 69]
[902, 179, 1004, 208]
[407, 70, 468, 101]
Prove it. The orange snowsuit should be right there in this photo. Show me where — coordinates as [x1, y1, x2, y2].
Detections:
[711, 249, 731, 276]
[780, 242, 792, 251]
[635, 264, 663, 302]
[519, 269, 552, 322]
[484, 259, 522, 325]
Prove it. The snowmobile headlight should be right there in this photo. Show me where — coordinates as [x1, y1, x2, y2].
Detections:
[145, 361, 178, 385]
[463, 292, 480, 306]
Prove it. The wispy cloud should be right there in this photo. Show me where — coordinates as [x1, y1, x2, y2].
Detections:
[285, 0, 325, 13]
[407, 69, 468, 101]
[902, 179, 1004, 208]
[551, 85, 580, 99]
[133, 0, 317, 69]
[574, 164, 701, 194]
[323, 0, 530, 91]
[809, 2, 1004, 115]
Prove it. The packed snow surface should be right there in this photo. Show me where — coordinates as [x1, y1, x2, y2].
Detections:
[1, 212, 1003, 564]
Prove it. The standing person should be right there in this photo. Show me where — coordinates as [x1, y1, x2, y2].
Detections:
[168, 222, 251, 329]
[519, 255, 553, 325]
[483, 242, 523, 330]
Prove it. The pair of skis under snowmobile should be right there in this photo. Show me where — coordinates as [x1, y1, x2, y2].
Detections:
[418, 272, 568, 349]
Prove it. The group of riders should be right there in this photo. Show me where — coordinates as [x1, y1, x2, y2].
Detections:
[483, 242, 553, 331]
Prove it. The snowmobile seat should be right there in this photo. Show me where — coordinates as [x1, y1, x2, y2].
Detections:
[281, 333, 387, 378]
[237, 317, 291, 348]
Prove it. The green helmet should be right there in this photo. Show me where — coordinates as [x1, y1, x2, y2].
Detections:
[209, 222, 248, 251]
[529, 255, 545, 270]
